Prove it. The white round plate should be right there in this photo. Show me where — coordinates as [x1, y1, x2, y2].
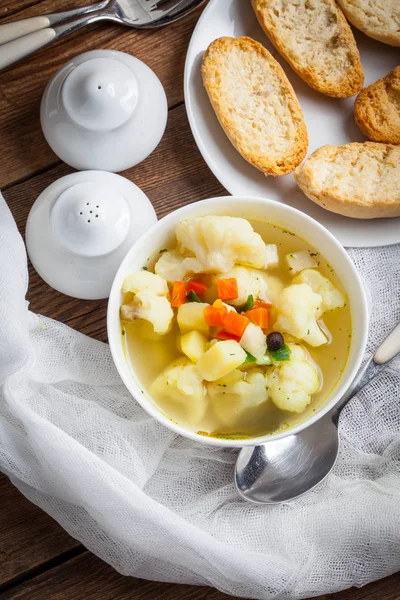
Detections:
[184, 0, 400, 247]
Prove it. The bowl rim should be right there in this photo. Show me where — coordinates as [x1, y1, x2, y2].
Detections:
[107, 196, 369, 447]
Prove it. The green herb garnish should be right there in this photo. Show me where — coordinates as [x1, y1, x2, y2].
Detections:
[187, 290, 200, 303]
[241, 294, 254, 312]
[142, 266, 148, 271]
[243, 351, 257, 364]
[159, 249, 168, 254]
[270, 344, 291, 361]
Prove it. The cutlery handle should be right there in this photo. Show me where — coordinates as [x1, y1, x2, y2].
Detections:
[373, 322, 400, 365]
[0, 17, 50, 45]
[0, 11, 106, 72]
[0, 2, 106, 45]
[0, 29, 56, 71]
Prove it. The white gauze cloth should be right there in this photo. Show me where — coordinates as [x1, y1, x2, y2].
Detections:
[0, 194, 400, 600]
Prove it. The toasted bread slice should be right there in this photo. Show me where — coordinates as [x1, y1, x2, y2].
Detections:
[201, 36, 308, 176]
[354, 66, 400, 144]
[295, 143, 400, 219]
[252, 0, 364, 98]
[337, 0, 400, 47]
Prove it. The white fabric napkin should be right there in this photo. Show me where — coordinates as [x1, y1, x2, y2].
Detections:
[1, 193, 400, 600]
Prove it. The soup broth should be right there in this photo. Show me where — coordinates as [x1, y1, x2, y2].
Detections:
[122, 219, 351, 440]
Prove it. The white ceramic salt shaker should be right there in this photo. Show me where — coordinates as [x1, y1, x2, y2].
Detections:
[41, 50, 168, 172]
[26, 171, 157, 300]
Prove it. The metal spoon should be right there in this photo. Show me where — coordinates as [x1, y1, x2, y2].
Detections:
[235, 321, 400, 504]
[0, 0, 200, 71]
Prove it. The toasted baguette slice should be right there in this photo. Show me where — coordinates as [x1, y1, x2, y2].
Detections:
[295, 143, 400, 219]
[354, 66, 400, 144]
[252, 0, 363, 98]
[201, 36, 308, 176]
[337, 0, 400, 47]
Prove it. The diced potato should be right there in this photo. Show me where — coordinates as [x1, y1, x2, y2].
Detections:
[196, 340, 247, 382]
[264, 244, 279, 268]
[285, 251, 317, 274]
[293, 269, 346, 316]
[211, 370, 244, 387]
[240, 322, 267, 360]
[177, 302, 210, 336]
[181, 331, 208, 363]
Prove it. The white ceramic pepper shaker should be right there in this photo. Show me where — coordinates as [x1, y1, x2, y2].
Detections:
[25, 171, 157, 299]
[41, 50, 168, 172]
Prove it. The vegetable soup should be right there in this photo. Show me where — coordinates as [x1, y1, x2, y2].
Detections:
[121, 216, 351, 439]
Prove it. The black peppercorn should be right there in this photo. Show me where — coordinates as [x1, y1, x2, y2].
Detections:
[267, 332, 284, 352]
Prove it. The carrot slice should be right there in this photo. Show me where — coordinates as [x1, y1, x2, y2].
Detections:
[222, 311, 249, 338]
[216, 330, 241, 342]
[245, 307, 270, 329]
[171, 281, 186, 307]
[203, 305, 227, 327]
[254, 299, 272, 309]
[217, 278, 239, 301]
[186, 279, 207, 296]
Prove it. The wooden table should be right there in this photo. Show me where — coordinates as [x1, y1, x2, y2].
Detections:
[0, 2, 399, 598]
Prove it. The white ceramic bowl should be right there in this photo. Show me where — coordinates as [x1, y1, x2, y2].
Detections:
[108, 197, 368, 447]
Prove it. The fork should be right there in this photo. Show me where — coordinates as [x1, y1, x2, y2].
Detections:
[0, 0, 187, 71]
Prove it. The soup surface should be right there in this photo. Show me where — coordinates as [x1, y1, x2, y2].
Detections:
[121, 216, 351, 439]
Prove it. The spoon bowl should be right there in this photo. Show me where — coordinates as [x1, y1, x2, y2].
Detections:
[235, 412, 339, 504]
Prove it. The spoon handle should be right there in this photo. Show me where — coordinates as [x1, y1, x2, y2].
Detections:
[332, 321, 400, 420]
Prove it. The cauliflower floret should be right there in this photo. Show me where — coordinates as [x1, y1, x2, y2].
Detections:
[121, 292, 173, 335]
[154, 249, 189, 282]
[273, 284, 327, 347]
[240, 322, 267, 360]
[175, 216, 268, 274]
[121, 270, 173, 335]
[208, 369, 269, 426]
[151, 358, 207, 423]
[260, 274, 285, 305]
[293, 269, 346, 316]
[268, 345, 320, 413]
[122, 270, 168, 296]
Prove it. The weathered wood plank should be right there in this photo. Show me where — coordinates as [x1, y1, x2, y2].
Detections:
[0, 0, 101, 20]
[1, 551, 239, 599]
[0, 1, 206, 188]
[0, 474, 81, 585]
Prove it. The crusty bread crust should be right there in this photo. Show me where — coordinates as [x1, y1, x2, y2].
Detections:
[294, 143, 400, 219]
[252, 0, 364, 98]
[337, 0, 400, 47]
[354, 66, 400, 144]
[201, 36, 308, 176]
